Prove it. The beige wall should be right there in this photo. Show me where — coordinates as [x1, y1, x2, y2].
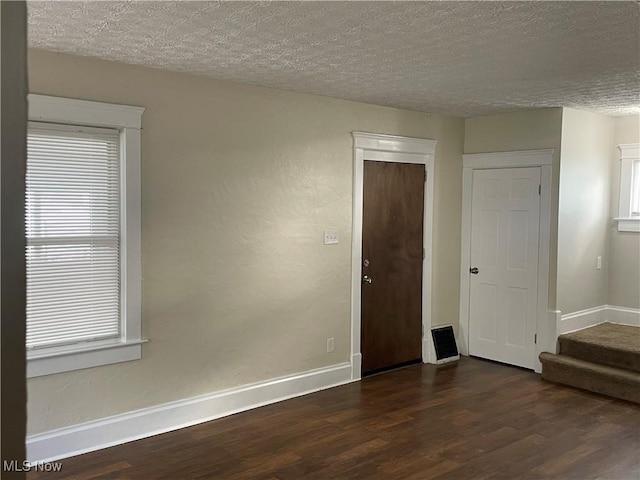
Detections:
[465, 109, 637, 314]
[1, 2, 28, 477]
[608, 115, 640, 308]
[27, 49, 465, 434]
[464, 108, 563, 310]
[557, 109, 614, 314]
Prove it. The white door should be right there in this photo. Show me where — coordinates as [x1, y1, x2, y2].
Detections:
[469, 167, 540, 369]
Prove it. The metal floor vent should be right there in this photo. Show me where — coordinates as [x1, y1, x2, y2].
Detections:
[431, 325, 460, 364]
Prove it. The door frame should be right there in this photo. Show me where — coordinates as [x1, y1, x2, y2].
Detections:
[459, 150, 554, 373]
[351, 132, 437, 380]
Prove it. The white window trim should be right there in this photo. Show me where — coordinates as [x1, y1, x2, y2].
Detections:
[27, 94, 145, 378]
[615, 143, 640, 233]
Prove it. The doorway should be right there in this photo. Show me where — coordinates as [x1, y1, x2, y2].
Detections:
[351, 132, 437, 380]
[459, 150, 555, 373]
[361, 160, 425, 375]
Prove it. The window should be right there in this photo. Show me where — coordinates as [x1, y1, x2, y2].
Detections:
[631, 158, 640, 217]
[27, 95, 144, 377]
[616, 144, 640, 232]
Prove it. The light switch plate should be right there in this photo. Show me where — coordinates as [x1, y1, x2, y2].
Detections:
[323, 229, 339, 245]
[327, 337, 335, 353]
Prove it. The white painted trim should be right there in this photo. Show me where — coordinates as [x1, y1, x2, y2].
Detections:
[351, 132, 437, 375]
[458, 167, 473, 357]
[28, 94, 144, 129]
[614, 218, 640, 232]
[27, 340, 146, 378]
[535, 164, 554, 369]
[423, 338, 432, 362]
[548, 310, 562, 354]
[351, 146, 365, 379]
[350, 353, 362, 380]
[463, 149, 554, 169]
[559, 305, 607, 334]
[121, 128, 142, 343]
[605, 305, 640, 327]
[617, 143, 640, 231]
[27, 362, 353, 463]
[459, 149, 554, 373]
[559, 305, 640, 334]
[363, 150, 429, 164]
[26, 95, 144, 377]
[618, 144, 640, 159]
[424, 158, 436, 364]
[353, 131, 437, 155]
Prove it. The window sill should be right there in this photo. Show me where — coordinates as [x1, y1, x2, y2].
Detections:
[614, 217, 640, 232]
[27, 339, 148, 378]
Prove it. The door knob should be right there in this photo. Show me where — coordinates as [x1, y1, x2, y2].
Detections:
[363, 275, 373, 284]
[470, 267, 479, 275]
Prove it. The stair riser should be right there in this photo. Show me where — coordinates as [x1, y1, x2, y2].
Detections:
[559, 338, 640, 373]
[541, 362, 640, 404]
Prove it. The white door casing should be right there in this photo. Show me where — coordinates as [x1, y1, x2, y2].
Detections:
[351, 132, 437, 381]
[469, 167, 540, 369]
[460, 150, 555, 374]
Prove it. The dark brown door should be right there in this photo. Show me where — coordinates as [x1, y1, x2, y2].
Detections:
[361, 160, 424, 375]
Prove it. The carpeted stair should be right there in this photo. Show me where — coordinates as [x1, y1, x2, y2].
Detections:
[539, 322, 640, 403]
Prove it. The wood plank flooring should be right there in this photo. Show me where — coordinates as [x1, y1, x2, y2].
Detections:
[28, 357, 640, 479]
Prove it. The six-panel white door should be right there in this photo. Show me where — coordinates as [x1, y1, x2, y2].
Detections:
[469, 167, 540, 369]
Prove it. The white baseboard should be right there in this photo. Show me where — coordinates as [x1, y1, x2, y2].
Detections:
[559, 304, 640, 334]
[559, 305, 607, 334]
[27, 362, 353, 463]
[605, 305, 640, 327]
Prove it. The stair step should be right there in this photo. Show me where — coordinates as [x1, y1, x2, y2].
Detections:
[539, 352, 640, 404]
[559, 322, 640, 373]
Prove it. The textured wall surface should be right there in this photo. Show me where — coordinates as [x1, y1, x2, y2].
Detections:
[608, 115, 640, 308]
[26, 49, 464, 435]
[557, 109, 614, 314]
[464, 109, 563, 310]
[27, 1, 640, 117]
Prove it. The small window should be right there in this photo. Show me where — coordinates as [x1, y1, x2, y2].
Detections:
[27, 95, 144, 377]
[616, 144, 640, 232]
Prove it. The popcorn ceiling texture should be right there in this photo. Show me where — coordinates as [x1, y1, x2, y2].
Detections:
[27, 1, 640, 118]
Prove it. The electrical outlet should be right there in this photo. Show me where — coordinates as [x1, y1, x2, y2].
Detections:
[323, 229, 339, 245]
[326, 337, 335, 353]
[597, 256, 602, 270]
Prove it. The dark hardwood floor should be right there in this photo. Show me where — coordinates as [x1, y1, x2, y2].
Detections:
[29, 357, 640, 480]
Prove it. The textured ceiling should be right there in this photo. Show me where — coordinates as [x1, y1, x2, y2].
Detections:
[27, 1, 640, 118]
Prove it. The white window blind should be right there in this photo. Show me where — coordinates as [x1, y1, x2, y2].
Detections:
[26, 122, 122, 350]
[631, 159, 640, 216]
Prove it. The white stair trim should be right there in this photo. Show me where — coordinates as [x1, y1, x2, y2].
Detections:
[559, 305, 607, 334]
[606, 305, 640, 327]
[559, 305, 640, 334]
